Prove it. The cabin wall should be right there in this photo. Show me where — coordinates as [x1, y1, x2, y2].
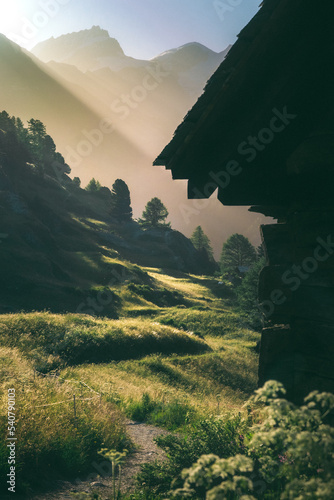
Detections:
[258, 214, 334, 402]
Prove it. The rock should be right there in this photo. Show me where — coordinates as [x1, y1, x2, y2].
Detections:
[90, 481, 105, 487]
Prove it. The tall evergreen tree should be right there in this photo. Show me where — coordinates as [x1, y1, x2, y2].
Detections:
[139, 197, 170, 228]
[110, 179, 133, 222]
[27, 119, 46, 162]
[220, 233, 257, 275]
[237, 257, 266, 330]
[191, 226, 214, 261]
[85, 178, 101, 192]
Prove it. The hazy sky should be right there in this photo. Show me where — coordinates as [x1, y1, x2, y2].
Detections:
[2, 0, 261, 58]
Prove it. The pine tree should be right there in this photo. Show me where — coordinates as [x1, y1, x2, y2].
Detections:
[139, 197, 170, 228]
[191, 226, 214, 261]
[237, 257, 266, 330]
[220, 234, 257, 276]
[85, 178, 102, 192]
[110, 179, 133, 222]
[27, 119, 46, 162]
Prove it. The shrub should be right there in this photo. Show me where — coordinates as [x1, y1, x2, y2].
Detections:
[136, 413, 247, 496]
[170, 454, 254, 499]
[167, 381, 334, 499]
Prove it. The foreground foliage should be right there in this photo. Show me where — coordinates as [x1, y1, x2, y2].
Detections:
[166, 381, 334, 499]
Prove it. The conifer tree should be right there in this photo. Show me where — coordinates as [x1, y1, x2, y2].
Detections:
[220, 233, 257, 275]
[85, 178, 102, 192]
[191, 226, 214, 261]
[110, 179, 133, 222]
[139, 197, 170, 228]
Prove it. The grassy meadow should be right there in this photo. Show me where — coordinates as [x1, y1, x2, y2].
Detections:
[0, 265, 260, 496]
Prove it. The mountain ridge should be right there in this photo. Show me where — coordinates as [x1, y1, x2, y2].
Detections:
[31, 26, 229, 74]
[31, 26, 225, 61]
[0, 30, 264, 256]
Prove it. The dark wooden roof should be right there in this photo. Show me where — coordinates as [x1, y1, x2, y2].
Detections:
[154, 0, 334, 215]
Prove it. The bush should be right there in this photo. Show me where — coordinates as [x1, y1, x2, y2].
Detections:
[127, 393, 157, 422]
[170, 454, 254, 499]
[136, 413, 247, 496]
[167, 381, 334, 499]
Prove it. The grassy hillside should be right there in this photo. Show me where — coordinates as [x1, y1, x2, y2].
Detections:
[0, 265, 260, 497]
[0, 168, 216, 317]
[0, 312, 210, 372]
[0, 346, 129, 495]
[0, 116, 260, 497]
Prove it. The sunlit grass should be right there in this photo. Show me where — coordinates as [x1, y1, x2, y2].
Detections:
[85, 218, 110, 228]
[0, 312, 210, 372]
[0, 347, 128, 494]
[147, 269, 219, 302]
[0, 263, 262, 493]
[64, 341, 258, 418]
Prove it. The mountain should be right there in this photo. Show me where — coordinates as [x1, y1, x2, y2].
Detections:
[0, 29, 265, 255]
[32, 26, 148, 72]
[31, 27, 230, 96]
[151, 42, 231, 96]
[0, 32, 142, 164]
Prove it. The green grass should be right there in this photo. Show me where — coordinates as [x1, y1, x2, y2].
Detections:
[63, 341, 259, 420]
[0, 312, 210, 372]
[0, 347, 128, 495]
[135, 413, 249, 497]
[156, 307, 259, 341]
[0, 265, 261, 496]
[125, 392, 195, 430]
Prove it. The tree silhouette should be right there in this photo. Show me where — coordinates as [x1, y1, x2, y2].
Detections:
[27, 119, 46, 163]
[237, 257, 266, 330]
[220, 233, 257, 276]
[257, 243, 265, 259]
[110, 179, 133, 222]
[85, 178, 101, 193]
[0, 112, 70, 179]
[191, 226, 214, 261]
[139, 197, 170, 228]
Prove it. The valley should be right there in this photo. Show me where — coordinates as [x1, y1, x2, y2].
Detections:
[0, 27, 265, 256]
[0, 109, 259, 498]
[1, 2, 333, 499]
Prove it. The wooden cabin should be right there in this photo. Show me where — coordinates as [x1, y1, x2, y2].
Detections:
[154, 0, 334, 402]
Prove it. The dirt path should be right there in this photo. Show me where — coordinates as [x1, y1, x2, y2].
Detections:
[120, 420, 169, 493]
[28, 420, 169, 500]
